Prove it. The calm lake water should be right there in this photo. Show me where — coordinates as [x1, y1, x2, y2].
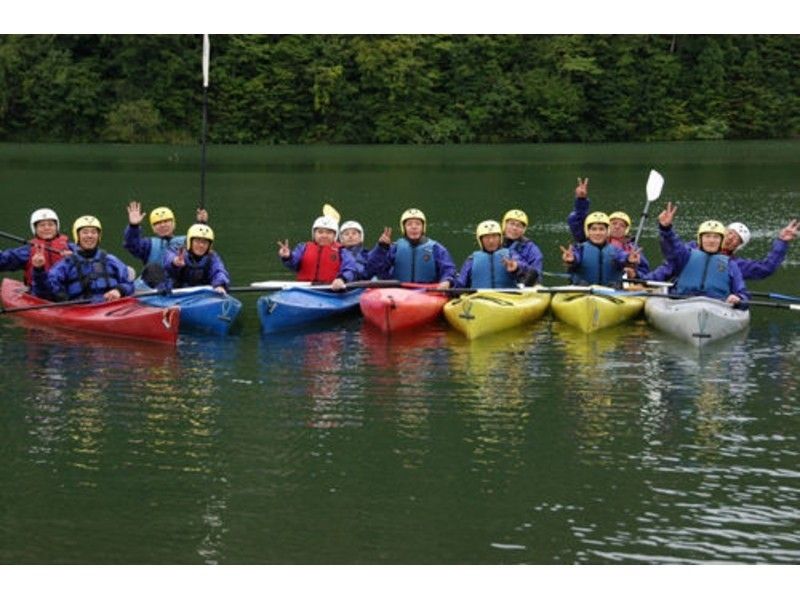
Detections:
[1, 142, 798, 564]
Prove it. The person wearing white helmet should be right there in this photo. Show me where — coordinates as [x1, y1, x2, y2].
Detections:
[277, 213, 358, 290]
[654, 202, 748, 305]
[123, 201, 209, 288]
[0, 208, 73, 291]
[31, 215, 134, 302]
[164, 224, 230, 294]
[567, 177, 651, 276]
[366, 208, 456, 289]
[456, 220, 528, 288]
[338, 220, 370, 281]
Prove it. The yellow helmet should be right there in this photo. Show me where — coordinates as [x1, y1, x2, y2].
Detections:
[72, 215, 102, 243]
[400, 208, 426, 233]
[697, 220, 726, 245]
[584, 211, 611, 236]
[149, 206, 176, 230]
[475, 220, 502, 246]
[502, 209, 528, 229]
[186, 223, 215, 247]
[608, 211, 631, 233]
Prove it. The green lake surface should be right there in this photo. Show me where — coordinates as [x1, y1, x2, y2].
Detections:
[1, 141, 798, 564]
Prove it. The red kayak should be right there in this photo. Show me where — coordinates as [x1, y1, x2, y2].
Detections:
[359, 283, 448, 334]
[1, 278, 180, 345]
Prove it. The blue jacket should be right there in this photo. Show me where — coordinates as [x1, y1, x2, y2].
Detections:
[659, 225, 749, 301]
[568, 241, 631, 285]
[567, 196, 650, 276]
[164, 249, 231, 290]
[367, 236, 456, 284]
[32, 249, 134, 301]
[124, 224, 186, 266]
[502, 236, 543, 284]
[456, 248, 524, 288]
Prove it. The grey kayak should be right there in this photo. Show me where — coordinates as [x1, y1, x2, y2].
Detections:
[644, 296, 750, 347]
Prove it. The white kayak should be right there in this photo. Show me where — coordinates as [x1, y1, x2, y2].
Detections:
[644, 295, 750, 347]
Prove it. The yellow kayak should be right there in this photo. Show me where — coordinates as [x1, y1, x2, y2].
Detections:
[443, 289, 551, 340]
[550, 287, 645, 333]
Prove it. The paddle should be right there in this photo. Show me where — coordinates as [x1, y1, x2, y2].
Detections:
[0, 230, 65, 255]
[651, 294, 800, 311]
[239, 279, 401, 292]
[749, 291, 800, 303]
[0, 288, 165, 315]
[323, 203, 341, 224]
[633, 169, 665, 246]
[199, 33, 210, 211]
[537, 285, 652, 297]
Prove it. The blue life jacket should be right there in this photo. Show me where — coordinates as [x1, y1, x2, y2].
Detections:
[394, 237, 438, 283]
[675, 250, 731, 299]
[63, 250, 116, 299]
[148, 235, 186, 266]
[572, 242, 622, 285]
[470, 249, 516, 288]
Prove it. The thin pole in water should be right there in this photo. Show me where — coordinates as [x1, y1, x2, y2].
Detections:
[200, 34, 210, 210]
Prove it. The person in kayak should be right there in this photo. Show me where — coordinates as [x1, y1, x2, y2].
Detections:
[163, 224, 230, 294]
[561, 211, 640, 285]
[567, 177, 651, 277]
[656, 202, 749, 305]
[500, 209, 544, 285]
[456, 220, 529, 288]
[338, 220, 371, 281]
[31, 215, 134, 302]
[366, 208, 456, 289]
[0, 208, 73, 293]
[277, 215, 358, 291]
[643, 218, 798, 282]
[123, 202, 208, 289]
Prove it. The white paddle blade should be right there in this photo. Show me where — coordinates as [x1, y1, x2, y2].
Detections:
[202, 34, 210, 88]
[646, 169, 664, 202]
[250, 281, 311, 290]
[322, 203, 341, 223]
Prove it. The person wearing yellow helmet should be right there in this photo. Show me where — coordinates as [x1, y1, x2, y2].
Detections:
[367, 208, 456, 288]
[277, 213, 358, 290]
[164, 223, 230, 294]
[31, 215, 134, 302]
[455, 220, 529, 288]
[0, 207, 73, 291]
[124, 201, 209, 288]
[655, 202, 749, 305]
[567, 177, 651, 276]
[560, 210, 641, 285]
[500, 209, 544, 285]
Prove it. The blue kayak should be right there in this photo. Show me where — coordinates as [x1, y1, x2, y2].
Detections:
[138, 287, 242, 335]
[257, 287, 364, 333]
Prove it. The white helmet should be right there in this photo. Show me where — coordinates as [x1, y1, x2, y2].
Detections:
[312, 215, 339, 237]
[30, 208, 60, 234]
[726, 222, 751, 251]
[338, 220, 364, 241]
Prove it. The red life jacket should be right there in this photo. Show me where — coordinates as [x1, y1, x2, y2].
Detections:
[297, 241, 342, 283]
[24, 234, 70, 285]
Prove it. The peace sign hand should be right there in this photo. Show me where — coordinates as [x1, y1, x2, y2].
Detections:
[173, 247, 186, 268]
[502, 255, 519, 272]
[560, 244, 575, 264]
[658, 201, 678, 228]
[277, 239, 291, 259]
[575, 177, 589, 199]
[779, 219, 798, 242]
[31, 245, 46, 269]
[378, 227, 392, 245]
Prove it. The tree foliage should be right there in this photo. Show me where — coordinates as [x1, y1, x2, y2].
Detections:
[1, 34, 798, 144]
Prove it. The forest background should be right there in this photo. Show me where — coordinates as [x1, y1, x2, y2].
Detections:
[1, 34, 798, 145]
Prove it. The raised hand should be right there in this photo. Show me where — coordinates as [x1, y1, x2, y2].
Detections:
[127, 201, 146, 226]
[658, 201, 678, 228]
[502, 255, 519, 272]
[560, 244, 575, 264]
[378, 226, 392, 245]
[575, 177, 589, 199]
[277, 239, 291, 259]
[173, 247, 186, 268]
[779, 219, 798, 242]
[31, 246, 46, 268]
